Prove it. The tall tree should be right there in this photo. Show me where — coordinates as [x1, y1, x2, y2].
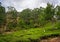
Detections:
[19, 8, 32, 28]
[0, 2, 6, 33]
[6, 6, 17, 31]
[56, 6, 60, 20]
[44, 3, 54, 21]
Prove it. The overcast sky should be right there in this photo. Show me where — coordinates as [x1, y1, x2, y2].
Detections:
[0, 0, 60, 11]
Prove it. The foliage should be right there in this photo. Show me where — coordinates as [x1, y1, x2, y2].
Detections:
[0, 22, 60, 42]
[0, 2, 60, 42]
[0, 2, 60, 31]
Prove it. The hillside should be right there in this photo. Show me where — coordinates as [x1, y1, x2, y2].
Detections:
[0, 22, 60, 42]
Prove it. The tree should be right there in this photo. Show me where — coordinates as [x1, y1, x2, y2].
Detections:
[0, 2, 6, 33]
[31, 8, 41, 27]
[44, 3, 54, 21]
[6, 6, 17, 31]
[19, 8, 32, 29]
[56, 6, 60, 20]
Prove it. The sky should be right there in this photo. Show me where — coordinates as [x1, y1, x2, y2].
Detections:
[0, 0, 60, 11]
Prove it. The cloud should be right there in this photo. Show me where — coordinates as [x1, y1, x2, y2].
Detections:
[0, 0, 60, 11]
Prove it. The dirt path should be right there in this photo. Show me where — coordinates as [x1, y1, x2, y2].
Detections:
[40, 37, 60, 42]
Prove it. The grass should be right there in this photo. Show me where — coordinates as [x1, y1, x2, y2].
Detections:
[0, 22, 60, 42]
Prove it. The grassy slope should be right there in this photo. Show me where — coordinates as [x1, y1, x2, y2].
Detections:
[0, 22, 60, 42]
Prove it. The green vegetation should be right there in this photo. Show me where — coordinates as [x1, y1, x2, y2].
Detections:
[0, 22, 60, 42]
[0, 2, 60, 42]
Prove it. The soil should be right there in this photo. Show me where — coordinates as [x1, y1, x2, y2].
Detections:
[40, 37, 60, 42]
